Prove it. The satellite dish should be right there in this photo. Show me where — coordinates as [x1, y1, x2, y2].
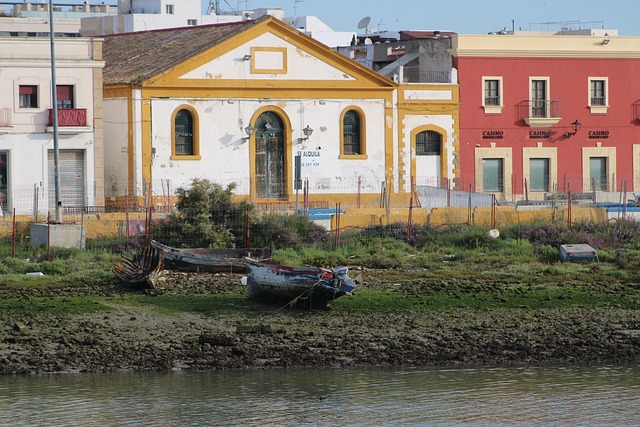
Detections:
[357, 16, 371, 30]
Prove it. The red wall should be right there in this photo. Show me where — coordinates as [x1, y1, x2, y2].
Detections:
[456, 56, 640, 194]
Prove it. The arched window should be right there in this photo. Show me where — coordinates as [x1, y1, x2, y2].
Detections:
[174, 109, 194, 156]
[343, 110, 361, 155]
[416, 130, 441, 156]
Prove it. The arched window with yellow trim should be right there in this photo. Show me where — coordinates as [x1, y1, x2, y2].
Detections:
[171, 107, 200, 160]
[340, 107, 367, 158]
[174, 109, 194, 155]
[343, 110, 360, 154]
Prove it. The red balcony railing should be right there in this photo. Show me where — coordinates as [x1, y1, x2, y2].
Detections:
[48, 108, 87, 126]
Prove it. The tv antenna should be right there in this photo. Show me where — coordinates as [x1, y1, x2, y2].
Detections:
[357, 16, 371, 35]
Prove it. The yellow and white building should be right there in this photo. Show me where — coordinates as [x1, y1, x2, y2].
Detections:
[102, 16, 458, 209]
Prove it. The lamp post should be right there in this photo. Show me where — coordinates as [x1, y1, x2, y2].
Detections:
[297, 125, 314, 143]
[564, 119, 582, 138]
[49, 0, 62, 222]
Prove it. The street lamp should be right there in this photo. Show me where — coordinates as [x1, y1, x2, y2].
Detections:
[564, 119, 582, 138]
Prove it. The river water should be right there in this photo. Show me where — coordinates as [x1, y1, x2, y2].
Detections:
[1, 364, 638, 426]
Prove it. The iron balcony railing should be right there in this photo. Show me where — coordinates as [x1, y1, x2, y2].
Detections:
[48, 108, 87, 126]
[484, 96, 501, 106]
[518, 100, 561, 120]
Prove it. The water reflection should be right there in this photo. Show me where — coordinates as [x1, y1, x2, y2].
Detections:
[1, 365, 639, 426]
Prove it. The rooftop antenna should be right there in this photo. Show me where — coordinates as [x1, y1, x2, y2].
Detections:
[207, 1, 221, 14]
[357, 16, 371, 35]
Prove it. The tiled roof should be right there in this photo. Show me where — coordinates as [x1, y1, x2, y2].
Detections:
[102, 17, 264, 85]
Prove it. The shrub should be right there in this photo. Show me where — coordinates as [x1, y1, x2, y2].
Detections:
[152, 179, 255, 248]
[250, 214, 328, 250]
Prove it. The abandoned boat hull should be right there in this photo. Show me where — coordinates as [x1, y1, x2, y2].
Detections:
[244, 261, 358, 307]
[150, 240, 269, 273]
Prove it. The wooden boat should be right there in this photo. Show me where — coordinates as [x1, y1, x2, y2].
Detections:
[242, 259, 359, 308]
[150, 240, 270, 273]
[113, 244, 164, 289]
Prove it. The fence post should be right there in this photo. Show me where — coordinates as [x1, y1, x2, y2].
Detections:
[33, 183, 38, 222]
[125, 189, 130, 239]
[11, 208, 16, 258]
[567, 190, 572, 228]
[334, 202, 341, 250]
[243, 204, 250, 248]
[491, 194, 497, 230]
[467, 184, 472, 224]
[623, 180, 628, 219]
[47, 212, 51, 261]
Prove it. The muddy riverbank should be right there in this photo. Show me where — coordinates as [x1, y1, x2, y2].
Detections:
[1, 269, 640, 374]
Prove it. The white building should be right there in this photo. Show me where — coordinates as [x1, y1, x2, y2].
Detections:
[80, 0, 285, 36]
[0, 36, 104, 215]
[101, 16, 459, 209]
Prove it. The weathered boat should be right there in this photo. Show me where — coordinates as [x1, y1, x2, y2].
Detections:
[113, 244, 164, 289]
[242, 259, 359, 308]
[150, 240, 270, 273]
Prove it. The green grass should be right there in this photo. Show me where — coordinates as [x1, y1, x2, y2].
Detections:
[332, 283, 640, 313]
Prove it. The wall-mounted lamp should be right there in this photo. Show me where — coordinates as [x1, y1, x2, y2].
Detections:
[564, 119, 582, 138]
[297, 125, 314, 143]
[243, 54, 252, 61]
[601, 39, 610, 45]
[242, 125, 255, 142]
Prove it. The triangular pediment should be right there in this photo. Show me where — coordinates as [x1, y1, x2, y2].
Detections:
[143, 17, 395, 89]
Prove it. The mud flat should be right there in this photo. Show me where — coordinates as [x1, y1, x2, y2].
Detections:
[1, 270, 639, 374]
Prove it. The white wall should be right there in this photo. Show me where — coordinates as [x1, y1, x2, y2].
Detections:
[0, 37, 100, 214]
[144, 97, 388, 197]
[402, 113, 456, 191]
[103, 98, 130, 199]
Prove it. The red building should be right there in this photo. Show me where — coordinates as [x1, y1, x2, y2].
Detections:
[453, 30, 640, 203]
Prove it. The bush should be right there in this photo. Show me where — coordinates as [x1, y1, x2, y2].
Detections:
[152, 179, 254, 248]
[250, 214, 328, 250]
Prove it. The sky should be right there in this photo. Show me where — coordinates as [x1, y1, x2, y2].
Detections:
[201, 0, 640, 36]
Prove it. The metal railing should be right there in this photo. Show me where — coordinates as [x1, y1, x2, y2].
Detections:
[402, 67, 452, 83]
[518, 100, 561, 120]
[48, 108, 87, 126]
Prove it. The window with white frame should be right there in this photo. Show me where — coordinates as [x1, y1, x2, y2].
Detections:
[482, 158, 504, 192]
[56, 85, 74, 109]
[19, 85, 38, 108]
[187, 19, 198, 25]
[529, 158, 550, 192]
[166, 4, 174, 14]
[589, 77, 608, 113]
[482, 76, 503, 113]
[590, 157, 607, 190]
[531, 79, 548, 118]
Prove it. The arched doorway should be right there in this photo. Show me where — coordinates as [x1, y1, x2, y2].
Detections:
[415, 129, 443, 187]
[254, 111, 285, 198]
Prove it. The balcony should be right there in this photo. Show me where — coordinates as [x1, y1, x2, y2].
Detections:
[0, 108, 12, 134]
[402, 67, 452, 83]
[47, 108, 91, 134]
[519, 100, 562, 127]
